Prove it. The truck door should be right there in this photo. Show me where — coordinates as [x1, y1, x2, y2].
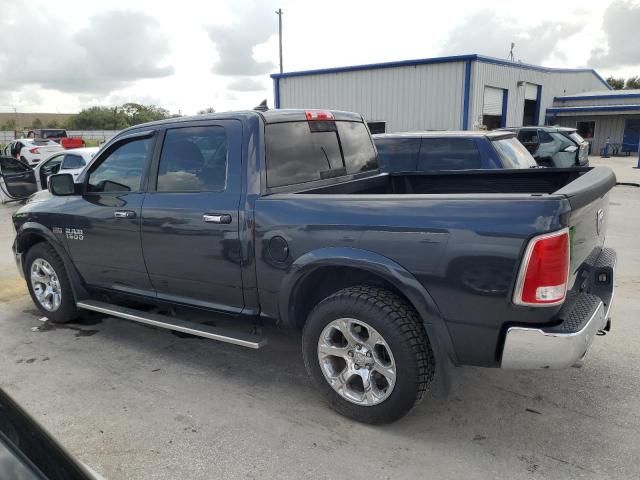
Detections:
[62, 131, 156, 294]
[0, 156, 37, 201]
[140, 120, 244, 312]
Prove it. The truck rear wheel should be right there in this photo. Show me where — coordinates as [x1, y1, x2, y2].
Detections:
[25, 243, 78, 324]
[302, 286, 435, 424]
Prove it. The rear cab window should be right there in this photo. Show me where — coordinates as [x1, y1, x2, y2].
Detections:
[492, 137, 538, 168]
[265, 120, 378, 188]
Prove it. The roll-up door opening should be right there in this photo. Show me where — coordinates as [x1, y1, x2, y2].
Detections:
[483, 86, 505, 130]
[523, 83, 540, 126]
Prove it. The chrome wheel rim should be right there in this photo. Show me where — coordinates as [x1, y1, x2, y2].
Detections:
[30, 258, 61, 312]
[317, 318, 396, 406]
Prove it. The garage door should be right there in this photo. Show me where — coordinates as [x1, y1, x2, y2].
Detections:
[525, 83, 539, 100]
[483, 87, 503, 115]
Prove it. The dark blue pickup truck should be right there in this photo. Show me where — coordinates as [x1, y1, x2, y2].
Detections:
[9, 109, 617, 424]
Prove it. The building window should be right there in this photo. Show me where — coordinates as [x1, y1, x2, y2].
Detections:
[576, 121, 596, 141]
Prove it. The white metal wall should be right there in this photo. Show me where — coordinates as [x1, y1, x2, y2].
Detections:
[554, 114, 640, 153]
[278, 61, 466, 132]
[469, 62, 606, 129]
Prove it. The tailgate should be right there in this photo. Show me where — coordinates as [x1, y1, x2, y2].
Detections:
[554, 167, 616, 278]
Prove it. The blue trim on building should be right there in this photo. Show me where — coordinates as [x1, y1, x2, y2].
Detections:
[555, 92, 640, 102]
[547, 105, 640, 114]
[270, 54, 475, 79]
[534, 85, 543, 124]
[501, 88, 508, 127]
[273, 77, 280, 108]
[462, 60, 472, 130]
[269, 53, 612, 90]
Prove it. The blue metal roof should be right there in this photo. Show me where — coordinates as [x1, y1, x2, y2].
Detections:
[270, 54, 612, 90]
[547, 105, 640, 114]
[554, 91, 640, 101]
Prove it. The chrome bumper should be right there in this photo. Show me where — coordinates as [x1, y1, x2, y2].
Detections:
[501, 247, 615, 370]
[501, 300, 606, 369]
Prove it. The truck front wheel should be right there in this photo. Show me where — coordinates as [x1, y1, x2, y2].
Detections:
[25, 243, 78, 324]
[302, 286, 435, 424]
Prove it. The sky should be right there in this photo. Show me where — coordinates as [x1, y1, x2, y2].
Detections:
[1, 0, 639, 115]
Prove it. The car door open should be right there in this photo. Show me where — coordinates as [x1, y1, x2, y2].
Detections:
[0, 156, 38, 200]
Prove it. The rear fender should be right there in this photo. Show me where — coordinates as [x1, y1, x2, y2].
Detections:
[279, 247, 458, 365]
[14, 222, 88, 301]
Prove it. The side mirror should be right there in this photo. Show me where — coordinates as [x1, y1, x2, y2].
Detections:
[563, 145, 578, 153]
[48, 173, 76, 196]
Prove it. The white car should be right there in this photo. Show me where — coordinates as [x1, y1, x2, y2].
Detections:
[34, 147, 98, 190]
[4, 138, 64, 166]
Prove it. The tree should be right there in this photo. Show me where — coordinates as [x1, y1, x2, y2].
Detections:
[31, 118, 43, 129]
[64, 103, 173, 130]
[46, 120, 60, 128]
[197, 107, 216, 115]
[606, 76, 624, 90]
[1, 119, 17, 131]
[625, 76, 640, 89]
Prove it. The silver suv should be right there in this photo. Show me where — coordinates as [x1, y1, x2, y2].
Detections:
[502, 126, 589, 168]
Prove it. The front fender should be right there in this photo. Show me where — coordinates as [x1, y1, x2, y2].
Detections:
[14, 222, 88, 301]
[279, 246, 458, 365]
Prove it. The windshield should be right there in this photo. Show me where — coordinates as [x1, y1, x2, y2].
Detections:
[492, 137, 538, 168]
[265, 120, 378, 188]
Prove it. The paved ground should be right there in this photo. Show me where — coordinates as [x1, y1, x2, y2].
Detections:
[0, 161, 638, 479]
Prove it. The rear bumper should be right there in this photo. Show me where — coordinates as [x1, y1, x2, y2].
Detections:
[501, 247, 615, 370]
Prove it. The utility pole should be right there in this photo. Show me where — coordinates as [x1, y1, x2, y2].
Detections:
[275, 8, 283, 73]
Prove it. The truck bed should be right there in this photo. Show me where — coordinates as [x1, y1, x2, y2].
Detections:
[295, 167, 613, 204]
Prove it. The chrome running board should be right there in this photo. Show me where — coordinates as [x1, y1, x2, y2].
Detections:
[76, 299, 267, 349]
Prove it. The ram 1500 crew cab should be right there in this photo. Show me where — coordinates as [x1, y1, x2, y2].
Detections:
[11, 109, 617, 424]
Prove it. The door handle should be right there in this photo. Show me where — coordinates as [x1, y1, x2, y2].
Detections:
[114, 210, 136, 218]
[203, 214, 232, 224]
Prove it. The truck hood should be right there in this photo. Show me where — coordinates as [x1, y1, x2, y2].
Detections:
[25, 189, 53, 204]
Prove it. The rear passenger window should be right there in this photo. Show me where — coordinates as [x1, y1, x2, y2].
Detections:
[61, 154, 85, 169]
[418, 138, 482, 170]
[374, 137, 420, 171]
[156, 126, 227, 192]
[538, 131, 554, 143]
[518, 130, 539, 144]
[87, 137, 151, 193]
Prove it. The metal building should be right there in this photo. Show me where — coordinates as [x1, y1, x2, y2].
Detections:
[549, 90, 640, 155]
[271, 54, 610, 134]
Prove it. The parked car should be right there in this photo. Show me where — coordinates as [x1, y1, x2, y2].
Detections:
[501, 126, 589, 168]
[0, 388, 99, 479]
[373, 131, 538, 172]
[34, 147, 99, 190]
[27, 128, 85, 149]
[4, 138, 64, 166]
[9, 109, 616, 424]
[0, 156, 37, 203]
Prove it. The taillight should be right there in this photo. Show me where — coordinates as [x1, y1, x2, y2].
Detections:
[305, 110, 334, 121]
[513, 228, 570, 306]
[29, 147, 40, 154]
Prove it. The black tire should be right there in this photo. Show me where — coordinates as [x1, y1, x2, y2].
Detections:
[302, 286, 435, 424]
[24, 242, 78, 323]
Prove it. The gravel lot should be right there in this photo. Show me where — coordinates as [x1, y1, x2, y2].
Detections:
[0, 157, 638, 480]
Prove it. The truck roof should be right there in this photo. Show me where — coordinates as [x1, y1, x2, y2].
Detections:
[115, 109, 364, 135]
